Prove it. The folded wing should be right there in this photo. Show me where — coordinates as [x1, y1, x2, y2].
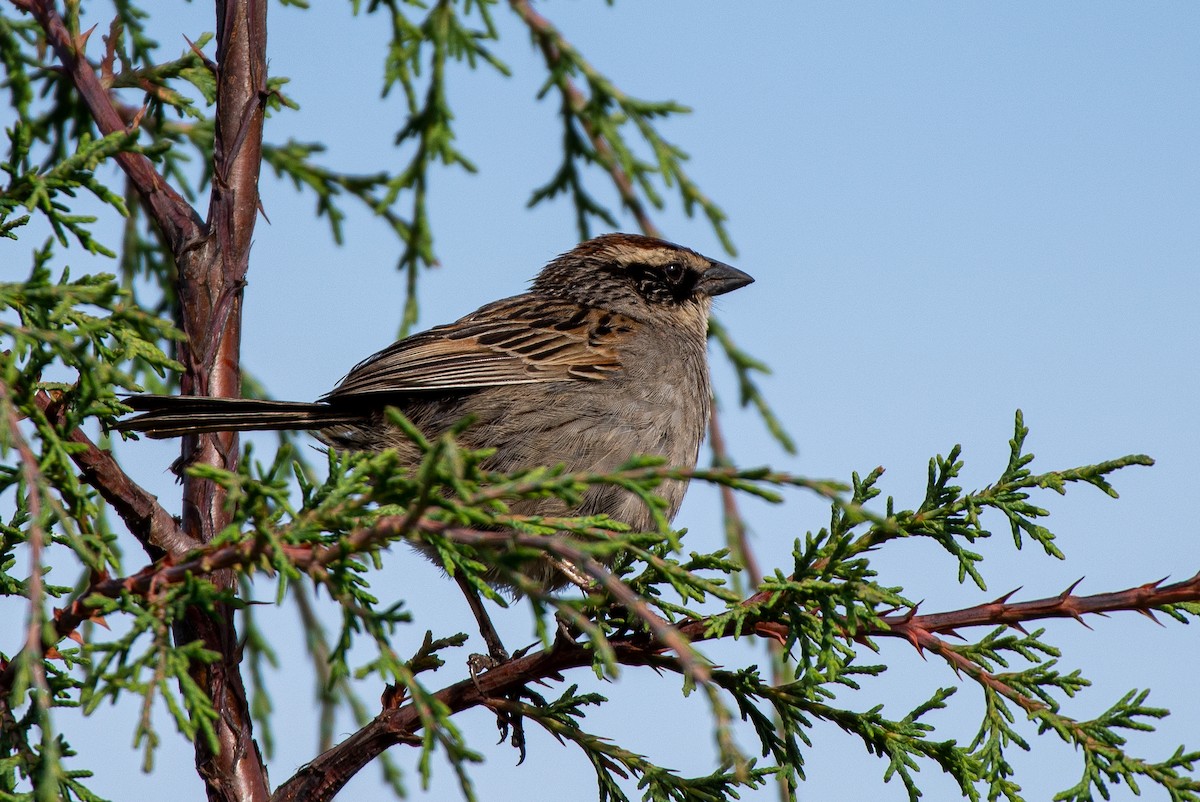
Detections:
[321, 295, 627, 401]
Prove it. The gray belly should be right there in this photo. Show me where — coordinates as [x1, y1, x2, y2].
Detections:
[352, 341, 711, 591]
[460, 373, 708, 531]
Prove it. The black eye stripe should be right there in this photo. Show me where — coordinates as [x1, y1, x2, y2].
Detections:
[596, 259, 698, 305]
[625, 261, 685, 283]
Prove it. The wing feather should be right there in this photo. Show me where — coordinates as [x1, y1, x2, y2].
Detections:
[321, 295, 625, 400]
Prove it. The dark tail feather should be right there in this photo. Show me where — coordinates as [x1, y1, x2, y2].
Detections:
[114, 395, 362, 439]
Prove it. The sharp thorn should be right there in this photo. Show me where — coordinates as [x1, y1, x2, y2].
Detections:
[1059, 577, 1085, 598]
[1143, 575, 1170, 590]
[993, 586, 1023, 605]
[1137, 608, 1165, 627]
[76, 24, 98, 53]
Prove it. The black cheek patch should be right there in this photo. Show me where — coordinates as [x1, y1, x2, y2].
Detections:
[621, 262, 699, 305]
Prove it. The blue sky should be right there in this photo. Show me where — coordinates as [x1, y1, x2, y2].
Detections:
[4, 2, 1199, 800]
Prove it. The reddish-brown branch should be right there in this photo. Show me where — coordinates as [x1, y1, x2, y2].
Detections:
[888, 622, 1152, 766]
[44, 514, 1200, 673]
[33, 390, 198, 560]
[271, 633, 682, 802]
[18, 505, 1198, 800]
[176, 0, 267, 550]
[883, 574, 1200, 638]
[279, 566, 1200, 800]
[28, 516, 692, 658]
[895, 624, 1045, 715]
[909, 622, 1200, 789]
[682, 572, 1200, 646]
[163, 1, 269, 799]
[14, 0, 203, 250]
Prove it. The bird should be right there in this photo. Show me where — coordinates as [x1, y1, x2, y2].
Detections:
[115, 233, 753, 594]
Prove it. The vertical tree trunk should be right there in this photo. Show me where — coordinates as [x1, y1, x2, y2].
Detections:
[171, 2, 271, 800]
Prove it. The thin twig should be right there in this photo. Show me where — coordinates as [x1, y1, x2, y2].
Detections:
[445, 527, 711, 685]
[0, 386, 54, 720]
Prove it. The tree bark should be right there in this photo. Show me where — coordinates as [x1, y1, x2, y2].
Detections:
[168, 2, 271, 800]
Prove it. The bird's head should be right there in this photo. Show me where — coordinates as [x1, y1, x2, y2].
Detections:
[531, 233, 754, 326]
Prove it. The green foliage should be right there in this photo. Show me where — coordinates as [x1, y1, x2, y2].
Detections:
[708, 317, 796, 455]
[1, 2, 1196, 802]
[18, 400, 1183, 800]
[0, 251, 185, 800]
[0, 255, 182, 577]
[515, 2, 734, 253]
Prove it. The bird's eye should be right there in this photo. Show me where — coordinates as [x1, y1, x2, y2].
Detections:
[662, 263, 685, 283]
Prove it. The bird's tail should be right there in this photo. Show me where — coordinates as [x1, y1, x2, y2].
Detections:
[113, 395, 362, 439]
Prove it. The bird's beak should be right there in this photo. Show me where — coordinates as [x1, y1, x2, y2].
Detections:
[697, 261, 754, 296]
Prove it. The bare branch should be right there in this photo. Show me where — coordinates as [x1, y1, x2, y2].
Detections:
[883, 575, 1200, 638]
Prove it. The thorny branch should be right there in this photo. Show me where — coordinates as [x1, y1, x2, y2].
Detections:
[276, 547, 1200, 800]
[10, 495, 1200, 800]
[882, 574, 1200, 638]
[8, 2, 1192, 800]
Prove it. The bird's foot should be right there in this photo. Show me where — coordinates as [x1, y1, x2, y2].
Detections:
[495, 698, 528, 765]
[465, 644, 533, 764]
[550, 557, 596, 592]
[467, 648, 507, 691]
